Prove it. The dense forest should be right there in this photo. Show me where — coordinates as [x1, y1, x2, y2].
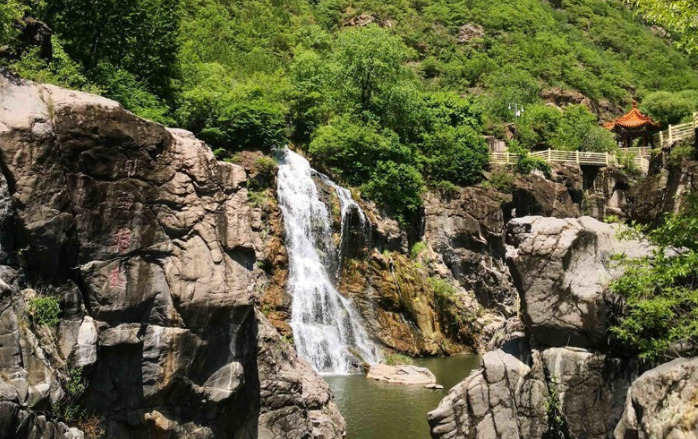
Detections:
[1, 0, 698, 221]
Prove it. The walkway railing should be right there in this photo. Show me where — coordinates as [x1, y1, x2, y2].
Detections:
[490, 112, 696, 174]
[659, 112, 698, 146]
[491, 149, 650, 172]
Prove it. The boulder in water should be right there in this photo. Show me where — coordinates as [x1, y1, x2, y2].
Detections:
[366, 364, 437, 385]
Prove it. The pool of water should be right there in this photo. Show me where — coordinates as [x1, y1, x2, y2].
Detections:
[324, 355, 481, 439]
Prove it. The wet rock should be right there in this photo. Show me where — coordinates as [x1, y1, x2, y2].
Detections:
[367, 364, 437, 385]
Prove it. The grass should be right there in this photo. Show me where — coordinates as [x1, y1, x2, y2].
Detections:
[384, 353, 414, 366]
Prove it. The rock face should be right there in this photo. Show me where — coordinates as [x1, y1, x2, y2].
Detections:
[0, 76, 343, 438]
[367, 364, 437, 385]
[615, 357, 698, 439]
[428, 347, 549, 439]
[629, 159, 698, 226]
[506, 216, 650, 349]
[429, 216, 648, 439]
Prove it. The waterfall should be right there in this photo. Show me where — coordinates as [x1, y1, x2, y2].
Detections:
[276, 148, 380, 374]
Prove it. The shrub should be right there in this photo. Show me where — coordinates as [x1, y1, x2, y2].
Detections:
[199, 100, 287, 152]
[410, 241, 427, 259]
[433, 180, 460, 199]
[640, 91, 697, 125]
[309, 116, 410, 186]
[551, 105, 615, 152]
[490, 170, 516, 193]
[668, 142, 696, 167]
[429, 277, 457, 300]
[610, 195, 698, 362]
[361, 161, 424, 226]
[28, 296, 61, 326]
[384, 353, 413, 366]
[420, 125, 490, 186]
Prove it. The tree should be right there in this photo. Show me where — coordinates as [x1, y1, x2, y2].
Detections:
[361, 161, 424, 226]
[333, 25, 410, 113]
[551, 105, 616, 152]
[640, 90, 697, 125]
[611, 195, 698, 362]
[309, 116, 411, 185]
[41, 0, 181, 98]
[626, 0, 698, 53]
[0, 0, 25, 47]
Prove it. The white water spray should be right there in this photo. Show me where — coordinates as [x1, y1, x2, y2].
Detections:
[277, 148, 380, 374]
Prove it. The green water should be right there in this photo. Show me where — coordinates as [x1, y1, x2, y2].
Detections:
[324, 355, 481, 439]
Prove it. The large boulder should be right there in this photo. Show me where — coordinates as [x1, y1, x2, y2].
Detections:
[428, 347, 549, 439]
[0, 76, 344, 438]
[541, 348, 635, 439]
[615, 357, 698, 439]
[506, 216, 650, 349]
[367, 364, 437, 385]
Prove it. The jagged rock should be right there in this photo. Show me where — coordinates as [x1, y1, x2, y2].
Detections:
[629, 159, 698, 226]
[0, 401, 83, 438]
[428, 348, 549, 439]
[508, 173, 581, 219]
[424, 189, 515, 315]
[615, 357, 698, 439]
[0, 76, 343, 438]
[367, 364, 437, 385]
[541, 347, 635, 439]
[506, 216, 650, 349]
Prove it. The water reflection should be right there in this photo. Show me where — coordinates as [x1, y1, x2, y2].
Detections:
[324, 355, 481, 439]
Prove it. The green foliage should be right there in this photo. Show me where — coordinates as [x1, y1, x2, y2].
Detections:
[420, 125, 489, 186]
[6, 0, 698, 228]
[28, 296, 60, 326]
[429, 277, 457, 300]
[333, 25, 410, 113]
[517, 104, 563, 149]
[410, 241, 427, 259]
[309, 116, 410, 186]
[551, 105, 616, 152]
[668, 142, 697, 167]
[41, 0, 181, 98]
[433, 180, 460, 199]
[640, 90, 698, 125]
[490, 170, 516, 193]
[544, 378, 569, 439]
[0, 0, 26, 46]
[384, 353, 414, 366]
[361, 161, 424, 226]
[627, 0, 698, 53]
[610, 195, 698, 362]
[509, 142, 553, 177]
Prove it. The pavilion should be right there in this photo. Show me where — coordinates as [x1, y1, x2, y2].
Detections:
[603, 102, 661, 148]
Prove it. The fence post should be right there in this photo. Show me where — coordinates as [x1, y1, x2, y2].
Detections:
[605, 153, 609, 166]
[668, 125, 673, 144]
[547, 149, 552, 161]
[693, 112, 697, 130]
[576, 150, 579, 164]
[659, 131, 664, 147]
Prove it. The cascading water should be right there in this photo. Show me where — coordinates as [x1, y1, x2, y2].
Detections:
[277, 148, 380, 374]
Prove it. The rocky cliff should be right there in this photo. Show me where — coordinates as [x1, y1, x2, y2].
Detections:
[428, 215, 698, 439]
[0, 75, 344, 438]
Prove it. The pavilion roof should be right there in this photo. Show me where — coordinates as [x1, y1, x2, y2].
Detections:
[603, 102, 660, 131]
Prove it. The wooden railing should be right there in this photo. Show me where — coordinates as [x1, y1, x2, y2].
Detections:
[659, 112, 698, 146]
[491, 149, 650, 172]
[490, 112, 696, 174]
